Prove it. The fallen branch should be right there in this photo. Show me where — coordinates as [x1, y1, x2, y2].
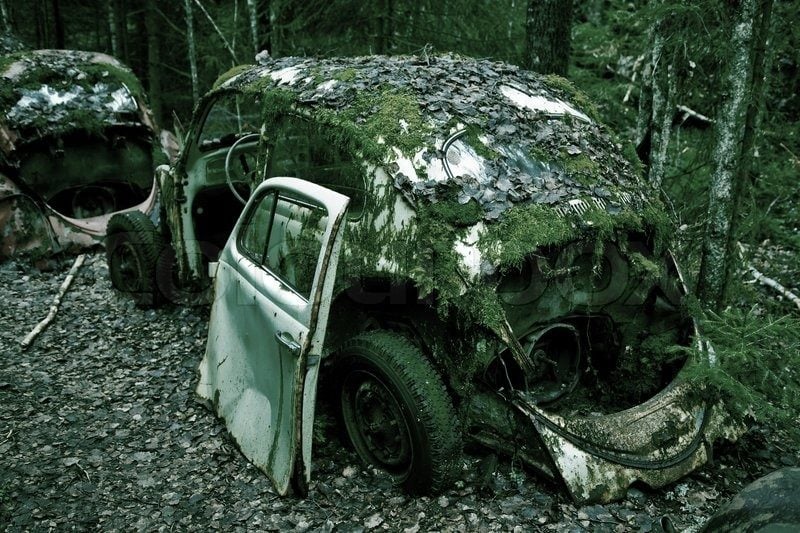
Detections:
[677, 104, 713, 124]
[20, 254, 86, 350]
[747, 264, 800, 311]
[738, 243, 800, 311]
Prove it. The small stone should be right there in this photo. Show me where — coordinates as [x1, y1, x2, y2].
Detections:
[364, 513, 383, 529]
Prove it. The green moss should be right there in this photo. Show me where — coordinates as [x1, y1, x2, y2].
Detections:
[480, 203, 576, 270]
[0, 52, 148, 135]
[257, 87, 298, 120]
[458, 284, 506, 331]
[543, 73, 601, 123]
[464, 125, 498, 160]
[334, 68, 357, 82]
[621, 140, 645, 177]
[212, 64, 254, 90]
[560, 152, 601, 186]
[627, 250, 662, 283]
[426, 197, 483, 227]
[344, 87, 431, 158]
[529, 145, 551, 163]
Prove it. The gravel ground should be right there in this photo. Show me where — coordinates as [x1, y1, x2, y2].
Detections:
[1, 252, 795, 532]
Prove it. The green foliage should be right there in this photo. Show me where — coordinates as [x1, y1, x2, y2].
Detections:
[425, 199, 483, 228]
[606, 330, 686, 405]
[683, 309, 800, 440]
[480, 203, 575, 270]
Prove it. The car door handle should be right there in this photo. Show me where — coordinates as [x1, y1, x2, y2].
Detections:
[275, 331, 301, 354]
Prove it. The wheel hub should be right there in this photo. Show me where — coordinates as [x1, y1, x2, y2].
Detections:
[345, 374, 412, 471]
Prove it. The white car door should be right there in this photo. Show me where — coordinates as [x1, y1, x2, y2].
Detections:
[197, 177, 348, 495]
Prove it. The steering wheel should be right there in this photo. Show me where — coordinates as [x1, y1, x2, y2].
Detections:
[224, 133, 260, 205]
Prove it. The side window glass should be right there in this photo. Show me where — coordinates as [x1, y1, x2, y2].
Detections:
[267, 118, 366, 218]
[198, 92, 261, 151]
[238, 191, 327, 299]
[238, 191, 276, 262]
[264, 196, 328, 298]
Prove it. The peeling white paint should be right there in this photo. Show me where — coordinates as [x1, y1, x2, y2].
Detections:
[445, 139, 489, 183]
[316, 79, 338, 93]
[265, 66, 302, 86]
[500, 85, 591, 122]
[12, 83, 137, 114]
[454, 224, 484, 279]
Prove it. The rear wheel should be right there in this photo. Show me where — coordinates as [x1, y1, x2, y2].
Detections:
[106, 211, 163, 308]
[337, 331, 461, 494]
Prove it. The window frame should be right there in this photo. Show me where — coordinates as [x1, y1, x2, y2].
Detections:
[235, 187, 329, 301]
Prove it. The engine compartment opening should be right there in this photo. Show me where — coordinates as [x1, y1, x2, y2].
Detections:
[493, 235, 692, 416]
[17, 129, 154, 219]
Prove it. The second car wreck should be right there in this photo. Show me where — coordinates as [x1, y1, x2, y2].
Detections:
[0, 49, 175, 261]
[108, 54, 741, 503]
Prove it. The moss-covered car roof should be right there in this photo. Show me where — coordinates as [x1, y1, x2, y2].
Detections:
[218, 54, 650, 221]
[0, 49, 148, 137]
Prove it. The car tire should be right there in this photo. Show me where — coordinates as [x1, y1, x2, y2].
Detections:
[337, 330, 462, 494]
[106, 211, 163, 308]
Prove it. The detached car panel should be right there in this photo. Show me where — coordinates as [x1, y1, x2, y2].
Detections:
[107, 54, 742, 502]
[0, 49, 175, 260]
[198, 178, 349, 495]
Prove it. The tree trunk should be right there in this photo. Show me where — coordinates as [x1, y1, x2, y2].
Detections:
[116, 0, 130, 63]
[145, 0, 162, 123]
[247, 0, 259, 57]
[524, 0, 574, 75]
[51, 0, 65, 48]
[697, 0, 768, 309]
[184, 0, 199, 104]
[0, 0, 12, 33]
[255, 0, 274, 56]
[35, 0, 49, 48]
[636, 1, 678, 188]
[107, 0, 119, 56]
[376, 0, 393, 54]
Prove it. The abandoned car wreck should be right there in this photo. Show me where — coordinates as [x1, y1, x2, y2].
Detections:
[0, 49, 175, 260]
[106, 54, 741, 503]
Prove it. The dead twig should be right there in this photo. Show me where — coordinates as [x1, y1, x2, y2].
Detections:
[20, 254, 86, 350]
[780, 142, 800, 168]
[73, 461, 91, 483]
[193, 0, 238, 64]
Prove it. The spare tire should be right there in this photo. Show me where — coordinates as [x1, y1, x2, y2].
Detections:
[106, 211, 164, 307]
[337, 330, 462, 494]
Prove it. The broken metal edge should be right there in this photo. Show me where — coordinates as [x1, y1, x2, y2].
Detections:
[511, 364, 744, 503]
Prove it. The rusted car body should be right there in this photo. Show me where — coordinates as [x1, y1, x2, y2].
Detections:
[108, 54, 740, 502]
[0, 49, 175, 260]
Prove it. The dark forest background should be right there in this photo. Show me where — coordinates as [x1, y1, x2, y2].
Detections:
[2, 0, 800, 441]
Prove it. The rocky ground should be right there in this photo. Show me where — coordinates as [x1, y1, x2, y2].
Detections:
[1, 252, 796, 532]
